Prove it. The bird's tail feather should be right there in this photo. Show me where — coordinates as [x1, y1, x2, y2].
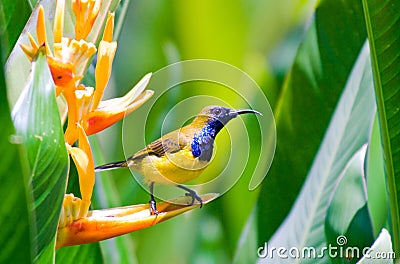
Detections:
[95, 161, 127, 172]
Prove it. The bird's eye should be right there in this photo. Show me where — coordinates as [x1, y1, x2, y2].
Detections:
[213, 108, 222, 115]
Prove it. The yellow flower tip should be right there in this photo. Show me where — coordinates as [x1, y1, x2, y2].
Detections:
[47, 56, 75, 87]
[20, 32, 44, 62]
[20, 44, 35, 61]
[36, 6, 52, 56]
[54, 0, 65, 43]
[67, 141, 95, 219]
[22, 5, 56, 62]
[69, 146, 89, 174]
[73, 0, 102, 40]
[76, 124, 95, 208]
[79, 200, 91, 218]
[59, 194, 83, 228]
[27, 33, 39, 51]
[84, 74, 153, 136]
[36, 6, 46, 44]
[56, 193, 218, 249]
[91, 40, 117, 110]
[97, 73, 153, 110]
[102, 13, 115, 42]
[64, 124, 79, 145]
[85, 90, 153, 136]
[21, 43, 49, 62]
[75, 87, 94, 123]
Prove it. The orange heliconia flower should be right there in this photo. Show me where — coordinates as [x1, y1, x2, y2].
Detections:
[21, 0, 153, 222]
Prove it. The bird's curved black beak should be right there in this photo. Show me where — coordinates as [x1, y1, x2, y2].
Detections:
[229, 109, 262, 118]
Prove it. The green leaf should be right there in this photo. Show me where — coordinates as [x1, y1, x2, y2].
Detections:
[0, 0, 32, 65]
[367, 114, 388, 237]
[261, 43, 376, 263]
[325, 146, 374, 263]
[257, 0, 368, 241]
[36, 240, 57, 263]
[12, 49, 69, 261]
[345, 204, 375, 260]
[363, 0, 400, 255]
[0, 39, 32, 263]
[357, 229, 394, 264]
[56, 243, 103, 263]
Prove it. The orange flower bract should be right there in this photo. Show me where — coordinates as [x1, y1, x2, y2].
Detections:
[21, 0, 153, 229]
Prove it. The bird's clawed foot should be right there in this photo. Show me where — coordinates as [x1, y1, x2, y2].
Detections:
[149, 198, 158, 215]
[149, 182, 158, 215]
[148, 183, 203, 215]
[177, 184, 203, 208]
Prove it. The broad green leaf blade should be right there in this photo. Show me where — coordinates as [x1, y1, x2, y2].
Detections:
[12, 49, 69, 261]
[258, 0, 368, 241]
[357, 229, 394, 264]
[0, 43, 32, 263]
[260, 42, 376, 263]
[0, 0, 32, 65]
[325, 146, 374, 263]
[367, 114, 387, 237]
[56, 243, 103, 264]
[362, 0, 400, 255]
[36, 240, 57, 263]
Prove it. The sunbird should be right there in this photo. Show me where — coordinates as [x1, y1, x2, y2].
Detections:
[95, 105, 261, 214]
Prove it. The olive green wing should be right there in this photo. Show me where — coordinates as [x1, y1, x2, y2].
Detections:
[129, 130, 189, 160]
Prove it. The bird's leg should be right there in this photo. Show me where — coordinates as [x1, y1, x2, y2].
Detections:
[176, 184, 203, 208]
[149, 182, 158, 215]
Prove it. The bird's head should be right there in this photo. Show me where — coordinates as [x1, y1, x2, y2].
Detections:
[192, 105, 261, 131]
[189, 105, 261, 161]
